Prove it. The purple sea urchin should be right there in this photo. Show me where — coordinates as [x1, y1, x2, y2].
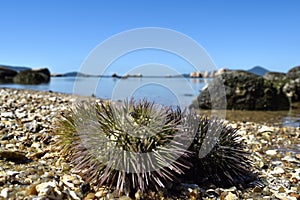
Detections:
[55, 99, 193, 194]
[185, 115, 255, 188]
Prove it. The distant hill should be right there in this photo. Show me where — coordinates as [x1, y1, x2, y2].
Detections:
[63, 71, 90, 77]
[0, 64, 31, 72]
[247, 66, 269, 76]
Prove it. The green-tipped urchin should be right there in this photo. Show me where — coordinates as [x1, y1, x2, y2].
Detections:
[55, 99, 193, 193]
[185, 115, 255, 188]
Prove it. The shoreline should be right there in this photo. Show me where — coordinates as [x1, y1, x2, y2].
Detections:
[0, 87, 299, 199]
[1, 86, 299, 128]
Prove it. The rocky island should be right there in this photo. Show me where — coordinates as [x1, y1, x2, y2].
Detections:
[0, 65, 50, 85]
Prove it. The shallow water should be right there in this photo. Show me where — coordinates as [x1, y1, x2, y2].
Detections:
[198, 103, 300, 127]
[1, 77, 300, 127]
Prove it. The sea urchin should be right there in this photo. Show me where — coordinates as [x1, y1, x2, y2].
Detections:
[55, 99, 194, 194]
[55, 99, 256, 195]
[185, 115, 256, 188]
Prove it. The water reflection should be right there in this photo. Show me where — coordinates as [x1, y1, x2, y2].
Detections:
[198, 103, 300, 128]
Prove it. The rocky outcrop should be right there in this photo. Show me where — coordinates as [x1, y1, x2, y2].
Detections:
[287, 66, 300, 79]
[283, 78, 300, 102]
[283, 66, 300, 102]
[0, 65, 51, 85]
[264, 72, 287, 82]
[190, 72, 202, 78]
[215, 68, 230, 76]
[269, 66, 300, 102]
[190, 70, 290, 110]
[0, 66, 17, 83]
[13, 68, 51, 85]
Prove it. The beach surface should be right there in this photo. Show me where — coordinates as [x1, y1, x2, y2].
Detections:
[0, 88, 299, 199]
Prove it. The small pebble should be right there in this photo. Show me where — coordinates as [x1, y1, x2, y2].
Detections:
[80, 182, 90, 194]
[0, 188, 9, 198]
[26, 184, 38, 196]
[271, 166, 285, 175]
[224, 192, 238, 200]
[253, 186, 262, 193]
[266, 149, 277, 156]
[84, 192, 95, 200]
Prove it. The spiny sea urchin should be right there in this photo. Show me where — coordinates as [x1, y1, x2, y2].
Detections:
[184, 115, 255, 188]
[55, 99, 256, 195]
[55, 99, 194, 194]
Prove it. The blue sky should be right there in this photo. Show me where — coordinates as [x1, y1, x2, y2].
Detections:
[0, 0, 299, 74]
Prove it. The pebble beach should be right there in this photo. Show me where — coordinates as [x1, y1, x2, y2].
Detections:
[0, 88, 299, 200]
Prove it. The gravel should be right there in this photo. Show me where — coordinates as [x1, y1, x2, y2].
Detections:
[0, 87, 299, 199]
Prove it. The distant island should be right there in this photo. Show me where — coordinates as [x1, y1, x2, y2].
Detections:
[247, 66, 269, 76]
[49, 66, 271, 78]
[0, 63, 283, 82]
[0, 64, 31, 72]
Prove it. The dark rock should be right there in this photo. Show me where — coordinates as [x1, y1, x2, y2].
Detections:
[13, 68, 51, 85]
[0, 150, 30, 163]
[1, 133, 14, 141]
[112, 73, 122, 78]
[80, 182, 90, 194]
[190, 71, 290, 110]
[0, 123, 5, 130]
[264, 72, 287, 82]
[287, 65, 300, 79]
[0, 66, 17, 83]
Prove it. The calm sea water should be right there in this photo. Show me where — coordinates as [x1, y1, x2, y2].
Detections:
[1, 77, 299, 127]
[0, 77, 206, 107]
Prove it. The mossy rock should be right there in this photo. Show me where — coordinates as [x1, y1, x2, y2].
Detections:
[264, 72, 287, 82]
[190, 70, 290, 111]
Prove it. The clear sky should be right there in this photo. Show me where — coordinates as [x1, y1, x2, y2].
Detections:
[0, 0, 299, 74]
